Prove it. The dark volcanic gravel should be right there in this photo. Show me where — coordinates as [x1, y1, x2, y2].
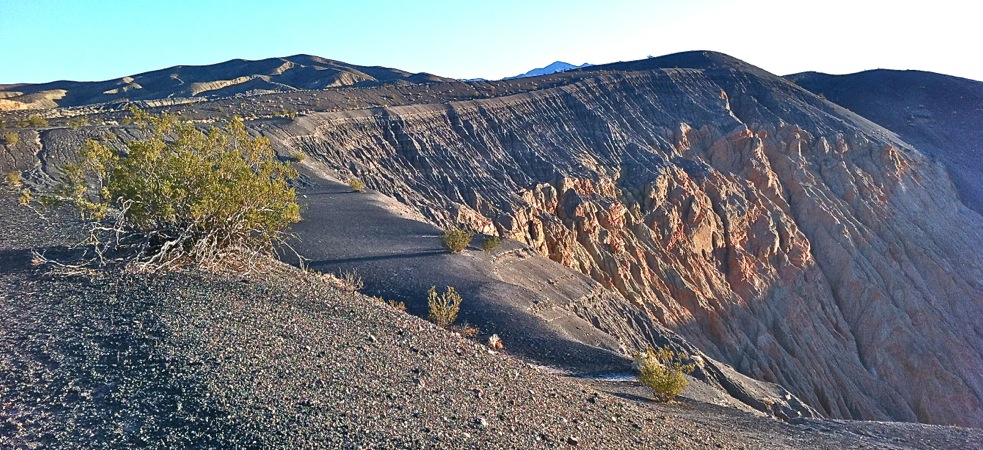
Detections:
[2, 254, 701, 449]
[2, 193, 982, 449]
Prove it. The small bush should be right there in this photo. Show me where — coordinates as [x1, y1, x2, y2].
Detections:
[449, 322, 479, 338]
[68, 116, 90, 129]
[481, 235, 501, 251]
[442, 226, 473, 253]
[275, 109, 297, 119]
[19, 115, 48, 128]
[284, 152, 306, 162]
[3, 131, 19, 145]
[36, 107, 300, 270]
[488, 333, 503, 350]
[427, 285, 462, 328]
[348, 177, 366, 192]
[374, 296, 407, 312]
[387, 299, 407, 311]
[635, 346, 695, 402]
[5, 171, 23, 187]
[18, 188, 31, 206]
[336, 270, 364, 292]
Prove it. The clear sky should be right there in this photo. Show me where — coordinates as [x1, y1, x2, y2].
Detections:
[1, 0, 979, 84]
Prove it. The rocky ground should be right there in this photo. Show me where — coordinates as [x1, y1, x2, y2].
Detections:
[2, 193, 983, 449]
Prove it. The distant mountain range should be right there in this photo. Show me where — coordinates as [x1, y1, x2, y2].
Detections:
[461, 61, 593, 83]
[504, 61, 591, 79]
[0, 55, 452, 110]
[0, 57, 595, 108]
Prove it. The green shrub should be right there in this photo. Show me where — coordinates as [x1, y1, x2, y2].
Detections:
[42, 107, 300, 270]
[348, 177, 366, 192]
[442, 226, 473, 253]
[481, 235, 501, 251]
[3, 131, 18, 145]
[19, 115, 48, 128]
[4, 171, 22, 187]
[284, 151, 306, 162]
[275, 109, 297, 119]
[427, 285, 462, 328]
[635, 346, 695, 402]
[68, 116, 90, 129]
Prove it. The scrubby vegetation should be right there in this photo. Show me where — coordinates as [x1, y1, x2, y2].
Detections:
[374, 296, 407, 312]
[449, 322, 479, 338]
[33, 107, 300, 270]
[635, 346, 695, 402]
[427, 285, 462, 328]
[487, 333, 504, 350]
[4, 171, 23, 187]
[335, 270, 365, 292]
[481, 235, 501, 251]
[3, 131, 19, 145]
[19, 115, 48, 128]
[275, 109, 297, 119]
[441, 226, 473, 253]
[348, 177, 366, 192]
[68, 116, 90, 129]
[284, 151, 306, 162]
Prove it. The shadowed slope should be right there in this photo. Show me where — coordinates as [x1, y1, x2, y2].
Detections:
[788, 69, 983, 214]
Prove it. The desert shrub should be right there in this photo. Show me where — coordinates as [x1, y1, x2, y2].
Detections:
[68, 116, 90, 129]
[442, 226, 473, 253]
[284, 151, 306, 162]
[387, 299, 407, 311]
[19, 115, 48, 128]
[635, 346, 695, 402]
[449, 322, 479, 338]
[40, 107, 300, 270]
[374, 295, 407, 312]
[427, 285, 462, 328]
[336, 270, 364, 292]
[4, 171, 23, 187]
[481, 235, 501, 251]
[348, 177, 366, 192]
[3, 131, 19, 145]
[275, 109, 297, 119]
[487, 333, 503, 350]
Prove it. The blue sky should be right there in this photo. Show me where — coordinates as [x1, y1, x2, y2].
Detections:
[1, 0, 979, 83]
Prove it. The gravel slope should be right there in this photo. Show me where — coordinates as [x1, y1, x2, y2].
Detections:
[2, 193, 982, 449]
[289, 168, 633, 374]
